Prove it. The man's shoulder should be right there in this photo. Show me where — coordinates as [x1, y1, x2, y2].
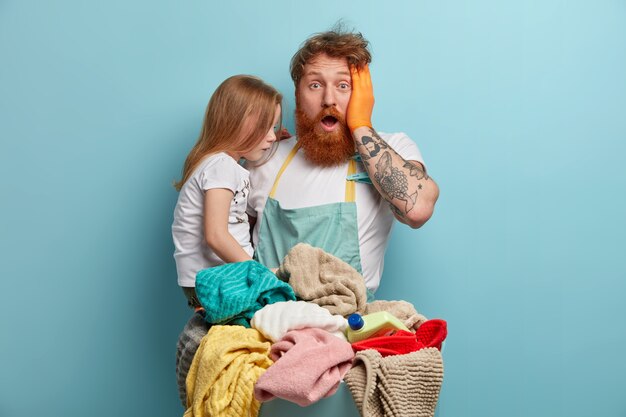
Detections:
[275, 136, 298, 157]
[248, 137, 297, 173]
[378, 131, 423, 163]
[378, 131, 412, 142]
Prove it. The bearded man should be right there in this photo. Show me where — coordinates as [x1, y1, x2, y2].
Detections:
[246, 28, 439, 292]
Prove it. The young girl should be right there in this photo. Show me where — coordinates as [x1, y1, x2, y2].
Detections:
[172, 75, 282, 309]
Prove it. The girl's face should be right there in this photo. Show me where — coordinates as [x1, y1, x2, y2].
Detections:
[242, 104, 281, 161]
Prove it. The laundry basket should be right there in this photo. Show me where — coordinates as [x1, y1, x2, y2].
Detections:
[258, 379, 443, 417]
[258, 343, 445, 417]
[258, 381, 358, 417]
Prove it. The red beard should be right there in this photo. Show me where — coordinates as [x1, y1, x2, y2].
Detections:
[295, 106, 354, 166]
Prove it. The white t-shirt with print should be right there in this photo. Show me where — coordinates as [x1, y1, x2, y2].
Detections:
[246, 132, 423, 291]
[172, 153, 254, 287]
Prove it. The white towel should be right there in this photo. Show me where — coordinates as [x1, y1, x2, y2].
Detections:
[250, 300, 348, 342]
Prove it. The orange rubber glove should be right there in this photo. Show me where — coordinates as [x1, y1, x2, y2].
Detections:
[347, 64, 375, 133]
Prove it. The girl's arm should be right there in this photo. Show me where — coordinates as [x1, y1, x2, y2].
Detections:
[203, 188, 253, 263]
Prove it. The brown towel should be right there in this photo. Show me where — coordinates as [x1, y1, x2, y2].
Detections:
[345, 348, 444, 417]
[276, 243, 367, 316]
[364, 300, 428, 331]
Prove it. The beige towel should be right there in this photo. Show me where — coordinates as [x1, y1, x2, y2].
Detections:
[276, 243, 367, 316]
[364, 300, 428, 331]
[345, 348, 444, 417]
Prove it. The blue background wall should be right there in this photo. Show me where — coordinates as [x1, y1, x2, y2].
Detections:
[1, 1, 625, 416]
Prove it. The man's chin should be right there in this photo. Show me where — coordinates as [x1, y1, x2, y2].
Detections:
[313, 129, 343, 144]
[295, 111, 354, 166]
[298, 130, 354, 166]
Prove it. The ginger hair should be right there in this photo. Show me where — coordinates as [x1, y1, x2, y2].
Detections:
[174, 75, 282, 191]
[290, 26, 372, 86]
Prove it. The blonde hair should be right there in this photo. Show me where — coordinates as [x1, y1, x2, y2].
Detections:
[174, 75, 282, 191]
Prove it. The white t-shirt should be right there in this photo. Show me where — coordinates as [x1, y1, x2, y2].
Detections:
[172, 153, 254, 287]
[246, 132, 423, 291]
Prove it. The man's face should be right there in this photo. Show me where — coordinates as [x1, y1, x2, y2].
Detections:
[297, 53, 352, 125]
[295, 53, 355, 166]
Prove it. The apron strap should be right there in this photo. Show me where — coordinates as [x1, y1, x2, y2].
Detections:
[269, 142, 301, 199]
[270, 141, 356, 203]
[345, 159, 356, 203]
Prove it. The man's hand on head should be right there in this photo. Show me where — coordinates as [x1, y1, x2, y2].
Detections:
[346, 64, 375, 134]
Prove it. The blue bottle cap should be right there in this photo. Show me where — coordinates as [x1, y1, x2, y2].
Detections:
[348, 313, 364, 330]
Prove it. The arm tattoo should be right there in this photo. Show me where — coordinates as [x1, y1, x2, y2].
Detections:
[389, 202, 407, 219]
[374, 152, 418, 213]
[403, 161, 429, 180]
[356, 131, 389, 160]
[357, 128, 429, 214]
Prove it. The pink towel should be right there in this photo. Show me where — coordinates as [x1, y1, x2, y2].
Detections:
[254, 328, 354, 406]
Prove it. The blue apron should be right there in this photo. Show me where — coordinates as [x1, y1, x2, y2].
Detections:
[255, 141, 363, 274]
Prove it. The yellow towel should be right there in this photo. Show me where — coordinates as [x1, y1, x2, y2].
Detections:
[184, 325, 273, 417]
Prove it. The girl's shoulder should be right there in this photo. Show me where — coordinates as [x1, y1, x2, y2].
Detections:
[199, 152, 233, 166]
[190, 153, 249, 193]
[195, 152, 246, 175]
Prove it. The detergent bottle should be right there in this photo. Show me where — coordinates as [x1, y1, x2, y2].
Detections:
[345, 311, 410, 343]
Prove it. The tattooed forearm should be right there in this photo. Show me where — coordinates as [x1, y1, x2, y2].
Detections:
[389, 202, 407, 219]
[374, 152, 417, 213]
[355, 128, 432, 215]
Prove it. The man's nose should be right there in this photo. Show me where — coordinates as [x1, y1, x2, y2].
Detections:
[322, 88, 337, 108]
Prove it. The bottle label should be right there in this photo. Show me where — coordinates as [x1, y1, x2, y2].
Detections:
[371, 328, 398, 338]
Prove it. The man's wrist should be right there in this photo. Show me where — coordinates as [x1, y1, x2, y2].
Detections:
[351, 125, 372, 136]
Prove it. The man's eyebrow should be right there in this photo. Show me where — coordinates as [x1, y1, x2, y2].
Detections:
[304, 70, 351, 77]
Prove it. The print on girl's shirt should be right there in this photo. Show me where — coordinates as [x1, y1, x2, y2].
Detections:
[233, 179, 250, 205]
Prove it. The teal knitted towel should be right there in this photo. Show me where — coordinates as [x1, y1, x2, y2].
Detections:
[195, 260, 296, 327]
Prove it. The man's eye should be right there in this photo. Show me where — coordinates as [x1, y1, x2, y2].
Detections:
[309, 82, 321, 89]
[339, 83, 351, 89]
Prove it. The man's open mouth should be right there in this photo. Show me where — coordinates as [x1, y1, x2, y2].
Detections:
[320, 115, 339, 132]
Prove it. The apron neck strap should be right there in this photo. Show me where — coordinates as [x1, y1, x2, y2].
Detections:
[269, 141, 301, 199]
[345, 159, 356, 202]
[269, 141, 357, 203]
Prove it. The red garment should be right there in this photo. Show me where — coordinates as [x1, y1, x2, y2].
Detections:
[351, 330, 420, 356]
[415, 319, 447, 350]
[351, 319, 448, 356]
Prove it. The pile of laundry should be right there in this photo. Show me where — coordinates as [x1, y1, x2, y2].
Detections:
[175, 243, 447, 417]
